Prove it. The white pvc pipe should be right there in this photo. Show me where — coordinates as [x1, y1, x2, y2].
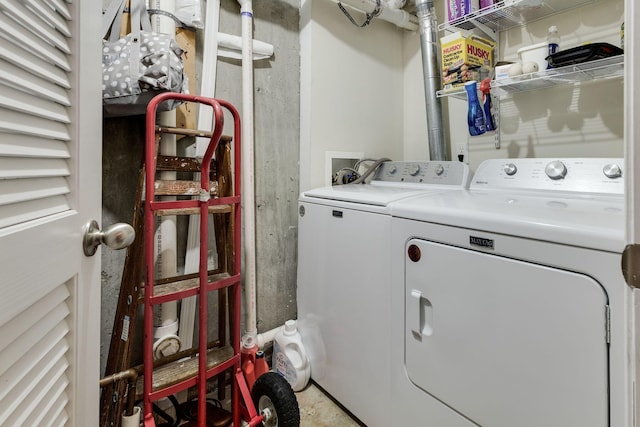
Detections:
[327, 0, 418, 30]
[151, 0, 181, 356]
[121, 406, 141, 427]
[217, 33, 274, 60]
[238, 0, 258, 341]
[181, 0, 222, 352]
[256, 325, 282, 349]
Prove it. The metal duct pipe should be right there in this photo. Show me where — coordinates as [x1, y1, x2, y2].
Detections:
[415, 0, 446, 160]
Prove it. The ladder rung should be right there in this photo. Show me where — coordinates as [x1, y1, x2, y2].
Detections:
[140, 272, 237, 304]
[156, 125, 213, 138]
[154, 180, 219, 197]
[136, 346, 235, 399]
[155, 127, 233, 144]
[156, 155, 212, 173]
[154, 204, 233, 217]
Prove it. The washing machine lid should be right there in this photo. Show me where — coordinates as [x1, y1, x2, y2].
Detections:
[391, 190, 625, 253]
[301, 160, 471, 208]
[301, 184, 435, 207]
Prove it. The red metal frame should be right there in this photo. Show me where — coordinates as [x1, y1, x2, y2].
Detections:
[142, 93, 261, 427]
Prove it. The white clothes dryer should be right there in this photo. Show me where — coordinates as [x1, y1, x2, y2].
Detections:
[296, 161, 469, 427]
[390, 158, 633, 427]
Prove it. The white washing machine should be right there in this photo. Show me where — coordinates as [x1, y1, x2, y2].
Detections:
[296, 161, 469, 427]
[390, 158, 634, 427]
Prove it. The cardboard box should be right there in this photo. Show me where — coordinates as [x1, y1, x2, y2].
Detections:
[442, 66, 490, 89]
[440, 31, 495, 89]
[447, 0, 480, 22]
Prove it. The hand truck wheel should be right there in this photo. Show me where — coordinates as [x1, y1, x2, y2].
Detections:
[251, 372, 300, 427]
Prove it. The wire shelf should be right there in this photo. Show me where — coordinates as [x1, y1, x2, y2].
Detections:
[436, 56, 623, 100]
[491, 55, 624, 94]
[439, 0, 600, 34]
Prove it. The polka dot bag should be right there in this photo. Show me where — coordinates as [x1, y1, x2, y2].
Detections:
[102, 0, 188, 117]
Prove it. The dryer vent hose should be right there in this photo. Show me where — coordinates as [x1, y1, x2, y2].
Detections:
[351, 157, 391, 184]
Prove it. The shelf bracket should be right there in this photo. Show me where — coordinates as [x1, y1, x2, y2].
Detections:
[467, 19, 497, 41]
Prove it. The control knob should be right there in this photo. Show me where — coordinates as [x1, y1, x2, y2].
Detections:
[434, 164, 445, 176]
[388, 165, 397, 175]
[503, 163, 517, 176]
[408, 163, 421, 176]
[545, 160, 567, 180]
[603, 163, 622, 179]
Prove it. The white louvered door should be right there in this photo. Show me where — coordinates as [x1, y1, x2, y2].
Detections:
[0, 1, 101, 426]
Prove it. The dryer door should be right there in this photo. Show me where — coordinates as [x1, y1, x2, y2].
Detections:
[405, 238, 608, 427]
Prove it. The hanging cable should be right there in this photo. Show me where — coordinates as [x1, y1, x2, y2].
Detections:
[338, 0, 382, 27]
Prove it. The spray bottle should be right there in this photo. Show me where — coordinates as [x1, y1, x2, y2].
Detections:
[479, 78, 495, 132]
[464, 81, 486, 136]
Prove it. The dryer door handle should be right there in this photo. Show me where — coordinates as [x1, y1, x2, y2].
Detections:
[410, 289, 433, 338]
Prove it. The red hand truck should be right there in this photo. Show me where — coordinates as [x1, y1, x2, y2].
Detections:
[142, 93, 261, 427]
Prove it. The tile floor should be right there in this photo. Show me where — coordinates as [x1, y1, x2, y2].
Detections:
[296, 382, 363, 427]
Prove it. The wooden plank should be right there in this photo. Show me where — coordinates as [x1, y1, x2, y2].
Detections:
[175, 28, 197, 134]
[156, 125, 212, 138]
[213, 139, 233, 400]
[154, 204, 232, 216]
[153, 179, 219, 196]
[156, 155, 217, 175]
[135, 346, 234, 397]
[139, 272, 231, 302]
[100, 165, 145, 427]
[214, 141, 234, 274]
[119, 0, 131, 37]
[156, 155, 202, 172]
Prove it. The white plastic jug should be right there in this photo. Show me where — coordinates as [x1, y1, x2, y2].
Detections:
[273, 319, 311, 391]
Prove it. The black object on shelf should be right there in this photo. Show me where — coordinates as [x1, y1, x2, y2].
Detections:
[546, 43, 624, 68]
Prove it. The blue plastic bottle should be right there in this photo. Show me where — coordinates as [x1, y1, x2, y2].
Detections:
[464, 81, 486, 136]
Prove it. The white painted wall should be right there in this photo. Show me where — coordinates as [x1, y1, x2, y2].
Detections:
[300, 0, 406, 191]
[301, 0, 624, 187]
[406, 0, 625, 172]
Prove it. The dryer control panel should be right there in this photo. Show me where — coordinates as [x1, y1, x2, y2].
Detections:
[372, 161, 470, 187]
[471, 158, 624, 195]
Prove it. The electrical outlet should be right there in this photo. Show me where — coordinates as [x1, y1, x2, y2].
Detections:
[456, 143, 467, 163]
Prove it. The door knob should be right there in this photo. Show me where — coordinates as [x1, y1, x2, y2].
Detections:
[83, 220, 135, 256]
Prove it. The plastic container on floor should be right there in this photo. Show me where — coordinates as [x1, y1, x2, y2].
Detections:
[273, 319, 311, 392]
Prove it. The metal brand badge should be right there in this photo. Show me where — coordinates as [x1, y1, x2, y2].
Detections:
[470, 236, 494, 249]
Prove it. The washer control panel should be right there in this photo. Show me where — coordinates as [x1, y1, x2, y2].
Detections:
[372, 161, 470, 187]
[472, 158, 624, 194]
